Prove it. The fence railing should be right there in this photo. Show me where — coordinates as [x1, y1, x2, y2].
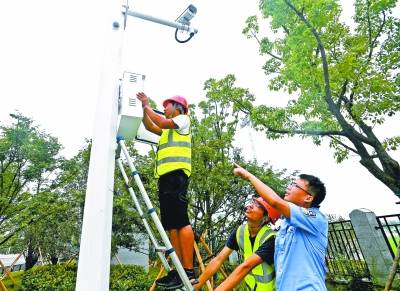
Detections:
[327, 220, 370, 279]
[376, 214, 400, 259]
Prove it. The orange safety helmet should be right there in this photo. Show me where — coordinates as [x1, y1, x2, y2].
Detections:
[162, 95, 189, 114]
[255, 197, 280, 224]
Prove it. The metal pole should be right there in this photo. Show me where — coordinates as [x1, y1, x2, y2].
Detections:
[75, 2, 124, 290]
[125, 10, 198, 34]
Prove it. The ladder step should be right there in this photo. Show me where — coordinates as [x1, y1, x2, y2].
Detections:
[155, 246, 167, 252]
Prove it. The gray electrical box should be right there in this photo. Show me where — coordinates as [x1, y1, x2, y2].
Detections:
[117, 71, 161, 145]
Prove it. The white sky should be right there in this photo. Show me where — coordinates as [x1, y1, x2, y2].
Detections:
[1, 0, 399, 218]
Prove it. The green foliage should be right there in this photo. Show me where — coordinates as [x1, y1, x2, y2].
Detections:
[21, 263, 77, 291]
[326, 258, 369, 279]
[7, 140, 92, 267]
[0, 112, 63, 249]
[326, 280, 375, 291]
[0, 112, 159, 264]
[234, 0, 400, 196]
[20, 263, 154, 291]
[2, 270, 23, 291]
[109, 265, 153, 291]
[190, 76, 294, 251]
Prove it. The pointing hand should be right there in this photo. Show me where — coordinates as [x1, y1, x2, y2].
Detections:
[233, 163, 250, 180]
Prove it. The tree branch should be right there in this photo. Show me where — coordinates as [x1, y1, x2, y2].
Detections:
[336, 80, 349, 109]
[367, 0, 373, 56]
[282, 25, 290, 35]
[327, 135, 359, 155]
[284, 0, 378, 150]
[251, 31, 282, 61]
[0, 217, 36, 246]
[267, 127, 346, 137]
[368, 10, 386, 59]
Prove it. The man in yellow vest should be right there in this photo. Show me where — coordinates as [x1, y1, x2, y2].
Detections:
[194, 196, 279, 291]
[136, 92, 195, 290]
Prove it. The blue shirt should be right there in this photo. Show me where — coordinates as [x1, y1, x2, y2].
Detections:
[275, 203, 328, 291]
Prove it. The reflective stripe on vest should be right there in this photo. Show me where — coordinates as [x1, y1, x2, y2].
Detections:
[155, 125, 192, 177]
[236, 224, 276, 290]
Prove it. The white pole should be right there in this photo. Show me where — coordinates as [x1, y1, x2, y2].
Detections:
[75, 1, 124, 290]
[125, 10, 198, 34]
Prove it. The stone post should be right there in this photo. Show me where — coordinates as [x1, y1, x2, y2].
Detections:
[349, 208, 393, 286]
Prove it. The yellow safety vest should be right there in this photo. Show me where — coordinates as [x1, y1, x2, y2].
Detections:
[236, 224, 276, 291]
[155, 124, 192, 178]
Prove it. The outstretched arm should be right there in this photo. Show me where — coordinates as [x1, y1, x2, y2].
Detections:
[215, 254, 263, 291]
[194, 247, 232, 291]
[234, 163, 290, 218]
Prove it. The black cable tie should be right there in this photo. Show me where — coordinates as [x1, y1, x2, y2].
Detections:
[165, 247, 175, 256]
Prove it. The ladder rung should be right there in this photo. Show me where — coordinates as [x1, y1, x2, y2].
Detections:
[155, 246, 167, 252]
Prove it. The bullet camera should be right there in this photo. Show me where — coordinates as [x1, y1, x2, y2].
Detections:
[175, 4, 197, 25]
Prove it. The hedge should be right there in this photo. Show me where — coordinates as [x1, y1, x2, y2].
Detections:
[21, 263, 154, 291]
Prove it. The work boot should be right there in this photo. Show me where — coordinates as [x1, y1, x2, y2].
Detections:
[163, 271, 183, 290]
[185, 268, 199, 285]
[162, 269, 198, 290]
[155, 269, 178, 287]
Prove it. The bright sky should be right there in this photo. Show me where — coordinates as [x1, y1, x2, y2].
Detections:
[1, 0, 399, 218]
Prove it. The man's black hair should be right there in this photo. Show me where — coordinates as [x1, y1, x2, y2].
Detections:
[299, 174, 326, 208]
[173, 102, 185, 114]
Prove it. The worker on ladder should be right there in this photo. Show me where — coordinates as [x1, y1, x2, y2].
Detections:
[194, 196, 279, 290]
[136, 92, 196, 290]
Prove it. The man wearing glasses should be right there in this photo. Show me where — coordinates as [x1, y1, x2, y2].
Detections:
[234, 164, 328, 291]
[194, 197, 280, 290]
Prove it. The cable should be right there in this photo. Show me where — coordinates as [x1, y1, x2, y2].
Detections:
[175, 28, 195, 43]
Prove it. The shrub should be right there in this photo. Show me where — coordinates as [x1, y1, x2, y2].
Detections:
[3, 270, 23, 291]
[348, 278, 374, 291]
[21, 263, 77, 291]
[21, 263, 154, 291]
[109, 265, 153, 291]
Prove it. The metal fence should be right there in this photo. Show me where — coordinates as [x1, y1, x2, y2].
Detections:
[376, 214, 400, 259]
[326, 220, 370, 279]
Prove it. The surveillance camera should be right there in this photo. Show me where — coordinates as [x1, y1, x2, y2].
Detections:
[175, 4, 197, 25]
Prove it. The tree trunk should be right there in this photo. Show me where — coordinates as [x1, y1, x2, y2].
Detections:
[384, 243, 400, 291]
[25, 244, 38, 270]
[50, 256, 58, 265]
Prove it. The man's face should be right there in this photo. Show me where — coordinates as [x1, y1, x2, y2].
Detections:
[163, 101, 175, 118]
[284, 178, 314, 206]
[245, 199, 266, 221]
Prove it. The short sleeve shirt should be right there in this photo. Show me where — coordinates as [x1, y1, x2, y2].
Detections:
[274, 203, 328, 291]
[226, 226, 275, 265]
[172, 115, 190, 135]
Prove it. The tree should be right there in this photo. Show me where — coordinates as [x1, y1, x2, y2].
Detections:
[231, 0, 400, 196]
[189, 76, 294, 252]
[0, 113, 63, 248]
[13, 190, 81, 268]
[55, 139, 155, 257]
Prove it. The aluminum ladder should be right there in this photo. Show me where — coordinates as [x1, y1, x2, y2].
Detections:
[116, 138, 193, 291]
